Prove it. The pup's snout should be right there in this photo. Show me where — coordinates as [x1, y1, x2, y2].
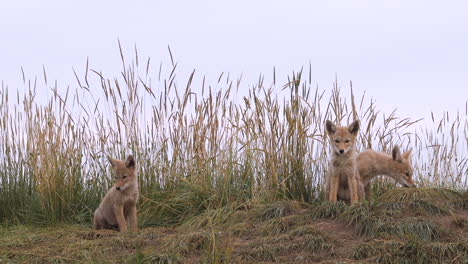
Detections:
[116, 186, 121, 191]
[339, 149, 344, 154]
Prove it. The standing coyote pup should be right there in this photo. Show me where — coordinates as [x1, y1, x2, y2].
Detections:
[325, 120, 361, 204]
[358, 146, 415, 200]
[94, 155, 139, 232]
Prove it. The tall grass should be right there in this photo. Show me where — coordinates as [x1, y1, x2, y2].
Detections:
[0, 46, 466, 225]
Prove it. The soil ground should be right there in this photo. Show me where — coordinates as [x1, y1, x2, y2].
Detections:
[1, 196, 466, 263]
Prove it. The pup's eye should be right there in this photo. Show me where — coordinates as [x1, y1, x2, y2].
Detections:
[335, 140, 340, 143]
[123, 176, 127, 179]
[345, 140, 350, 143]
[405, 173, 410, 177]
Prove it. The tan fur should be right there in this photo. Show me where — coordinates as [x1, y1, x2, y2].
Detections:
[358, 146, 415, 200]
[93, 155, 139, 232]
[324, 120, 362, 204]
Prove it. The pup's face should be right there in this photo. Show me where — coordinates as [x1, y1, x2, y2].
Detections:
[108, 155, 136, 191]
[325, 120, 360, 155]
[389, 147, 416, 188]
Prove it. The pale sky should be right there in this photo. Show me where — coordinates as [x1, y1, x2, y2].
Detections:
[1, 0, 467, 120]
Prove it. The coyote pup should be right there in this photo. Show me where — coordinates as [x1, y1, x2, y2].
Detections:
[358, 146, 415, 200]
[93, 155, 139, 232]
[325, 120, 362, 204]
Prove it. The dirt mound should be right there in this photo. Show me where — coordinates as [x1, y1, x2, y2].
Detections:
[1, 191, 467, 263]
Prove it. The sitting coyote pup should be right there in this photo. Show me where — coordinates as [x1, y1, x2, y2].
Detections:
[358, 146, 415, 200]
[94, 155, 139, 232]
[325, 120, 361, 204]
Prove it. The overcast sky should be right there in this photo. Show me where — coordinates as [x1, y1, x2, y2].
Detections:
[1, 0, 467, 121]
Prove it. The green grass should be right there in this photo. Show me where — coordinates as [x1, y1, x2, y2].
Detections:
[0, 47, 467, 263]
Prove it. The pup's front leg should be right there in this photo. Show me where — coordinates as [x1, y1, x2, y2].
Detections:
[128, 205, 138, 231]
[357, 181, 366, 201]
[114, 205, 128, 232]
[93, 209, 104, 230]
[329, 175, 339, 202]
[348, 172, 359, 204]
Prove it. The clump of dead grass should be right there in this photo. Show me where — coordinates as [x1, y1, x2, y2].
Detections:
[378, 188, 464, 216]
[341, 202, 441, 240]
[309, 201, 348, 219]
[228, 222, 253, 237]
[428, 240, 468, 262]
[379, 188, 462, 203]
[259, 215, 308, 236]
[300, 234, 334, 253]
[255, 200, 303, 221]
[179, 206, 235, 231]
[353, 239, 467, 264]
[236, 243, 277, 263]
[454, 191, 468, 209]
[160, 230, 218, 257]
[144, 252, 182, 264]
[289, 225, 323, 237]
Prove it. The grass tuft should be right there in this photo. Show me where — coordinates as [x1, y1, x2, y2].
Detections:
[309, 201, 348, 219]
[379, 188, 462, 203]
[289, 225, 323, 237]
[160, 231, 217, 256]
[428, 241, 468, 262]
[138, 183, 216, 227]
[144, 253, 182, 264]
[256, 201, 302, 221]
[228, 222, 253, 237]
[408, 199, 451, 216]
[454, 191, 468, 209]
[260, 215, 307, 236]
[300, 234, 334, 253]
[341, 202, 441, 240]
[354, 239, 468, 264]
[237, 243, 277, 262]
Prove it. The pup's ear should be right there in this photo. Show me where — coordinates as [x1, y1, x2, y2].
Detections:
[402, 148, 413, 160]
[392, 146, 403, 162]
[108, 156, 118, 168]
[348, 120, 360, 135]
[125, 155, 135, 168]
[325, 120, 336, 134]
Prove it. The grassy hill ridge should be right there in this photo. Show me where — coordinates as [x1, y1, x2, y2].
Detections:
[1, 188, 466, 263]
